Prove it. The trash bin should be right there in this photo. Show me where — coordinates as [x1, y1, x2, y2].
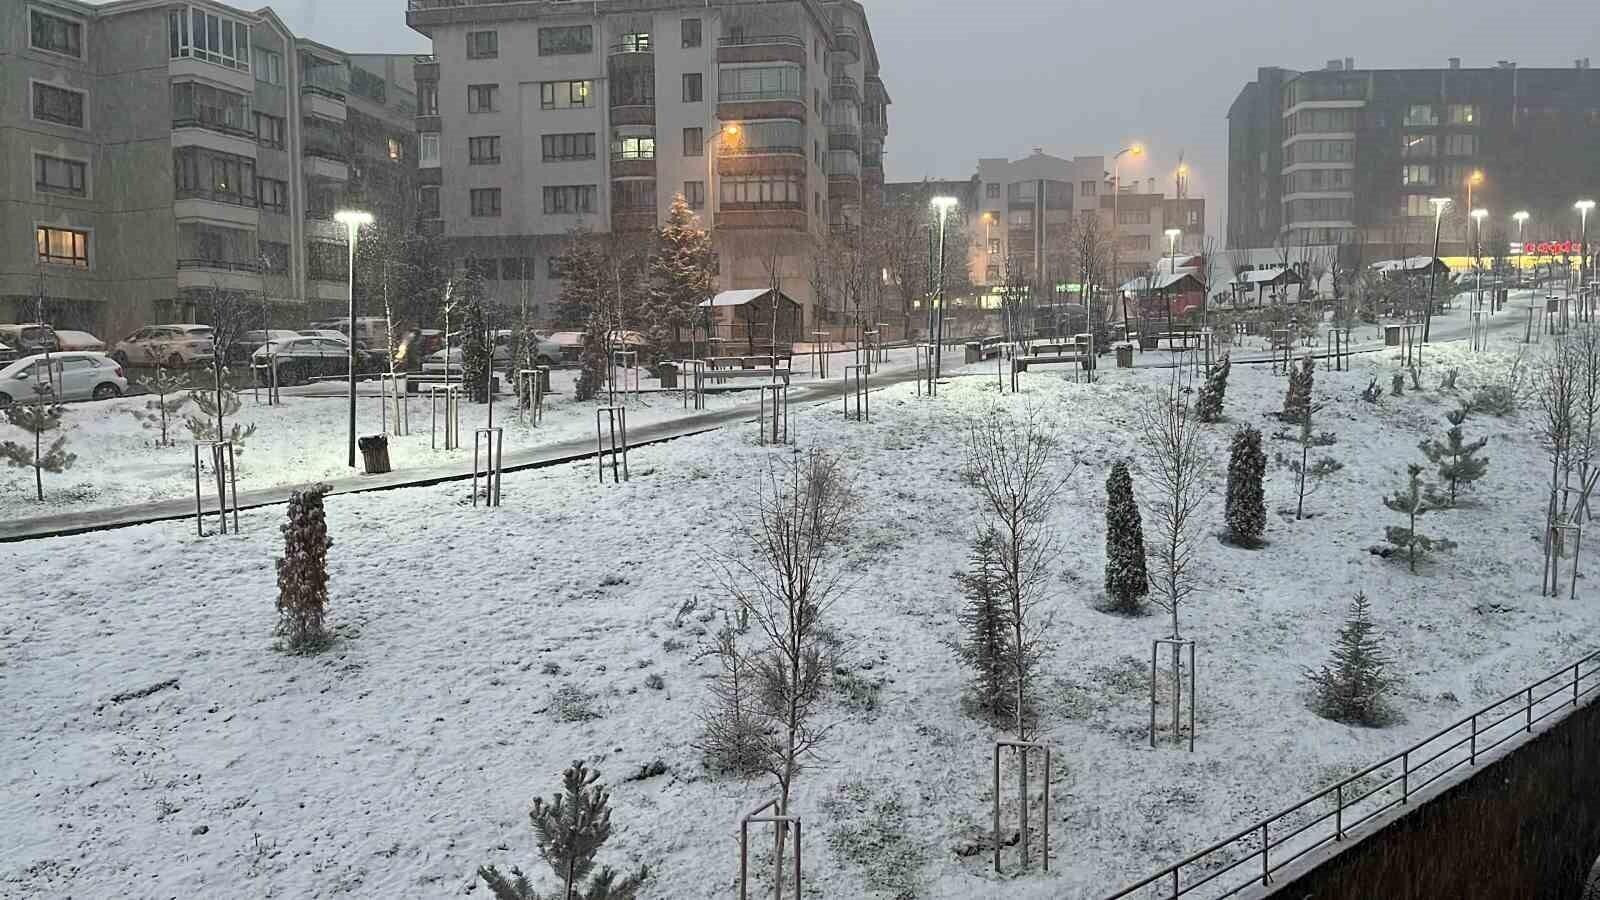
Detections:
[1138, 332, 1159, 351]
[658, 362, 678, 389]
[964, 341, 981, 364]
[1115, 344, 1135, 368]
[358, 434, 391, 475]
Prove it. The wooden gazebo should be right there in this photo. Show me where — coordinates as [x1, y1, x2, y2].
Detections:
[698, 289, 804, 357]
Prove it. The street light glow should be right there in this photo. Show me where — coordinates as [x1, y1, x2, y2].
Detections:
[1429, 198, 1452, 212]
[1468, 170, 1484, 186]
[1513, 211, 1530, 223]
[1578, 200, 1597, 213]
[334, 209, 374, 229]
[930, 196, 958, 213]
[1471, 208, 1488, 222]
[1164, 228, 1182, 238]
[1130, 143, 1144, 156]
[723, 123, 741, 137]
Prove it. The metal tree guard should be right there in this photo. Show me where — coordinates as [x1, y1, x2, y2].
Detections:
[738, 799, 802, 900]
[1151, 638, 1197, 752]
[993, 740, 1052, 874]
[844, 364, 870, 421]
[191, 439, 239, 537]
[596, 406, 629, 484]
[473, 427, 504, 507]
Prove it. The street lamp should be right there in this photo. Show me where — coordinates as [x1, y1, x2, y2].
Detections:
[930, 195, 959, 390]
[1424, 197, 1451, 342]
[1579, 200, 1595, 294]
[1112, 143, 1144, 336]
[1165, 228, 1182, 274]
[1465, 170, 1484, 217]
[705, 122, 741, 219]
[1471, 208, 1488, 311]
[334, 208, 373, 469]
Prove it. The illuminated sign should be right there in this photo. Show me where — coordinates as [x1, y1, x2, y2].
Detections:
[1524, 241, 1583, 255]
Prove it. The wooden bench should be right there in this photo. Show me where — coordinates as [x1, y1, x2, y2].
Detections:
[965, 339, 1005, 363]
[1013, 338, 1095, 374]
[700, 357, 793, 388]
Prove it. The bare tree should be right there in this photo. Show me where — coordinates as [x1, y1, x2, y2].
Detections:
[718, 451, 855, 896]
[1138, 370, 1210, 640]
[1536, 336, 1582, 595]
[1069, 211, 1112, 332]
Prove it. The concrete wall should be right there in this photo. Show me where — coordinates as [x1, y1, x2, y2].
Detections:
[1263, 695, 1600, 899]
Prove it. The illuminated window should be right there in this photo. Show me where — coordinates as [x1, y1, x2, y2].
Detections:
[387, 137, 402, 161]
[540, 80, 592, 110]
[1401, 164, 1433, 186]
[36, 226, 89, 268]
[1447, 104, 1477, 125]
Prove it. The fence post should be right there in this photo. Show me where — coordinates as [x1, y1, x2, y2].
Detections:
[1526, 686, 1534, 732]
[1402, 750, 1410, 803]
[1577, 662, 1583, 706]
[1470, 715, 1477, 764]
[1335, 783, 1343, 840]
[1260, 822, 1270, 885]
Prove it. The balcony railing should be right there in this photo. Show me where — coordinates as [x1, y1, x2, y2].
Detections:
[302, 66, 349, 100]
[719, 144, 804, 157]
[413, 54, 436, 63]
[172, 114, 253, 140]
[718, 34, 804, 48]
[830, 75, 859, 96]
[719, 89, 803, 103]
[175, 187, 258, 208]
[178, 258, 262, 273]
[608, 38, 653, 55]
[302, 139, 347, 162]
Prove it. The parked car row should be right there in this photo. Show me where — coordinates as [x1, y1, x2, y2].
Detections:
[0, 352, 127, 407]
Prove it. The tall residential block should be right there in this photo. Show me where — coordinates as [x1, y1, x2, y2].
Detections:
[1228, 59, 1600, 258]
[2, 0, 419, 336]
[405, 0, 889, 325]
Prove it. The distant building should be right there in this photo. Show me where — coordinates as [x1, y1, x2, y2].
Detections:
[405, 0, 890, 327]
[1228, 58, 1600, 260]
[2, 1, 420, 336]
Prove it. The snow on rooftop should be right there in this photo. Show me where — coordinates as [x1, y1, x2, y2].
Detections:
[699, 289, 771, 308]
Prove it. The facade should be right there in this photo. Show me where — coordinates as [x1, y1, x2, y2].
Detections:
[1228, 58, 1600, 259]
[405, 0, 889, 326]
[1, 0, 420, 338]
[891, 150, 1206, 300]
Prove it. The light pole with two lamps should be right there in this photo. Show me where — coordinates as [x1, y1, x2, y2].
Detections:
[1513, 210, 1530, 289]
[930, 195, 959, 387]
[334, 208, 373, 469]
[1424, 197, 1451, 342]
[1471, 208, 1488, 312]
[1578, 200, 1595, 312]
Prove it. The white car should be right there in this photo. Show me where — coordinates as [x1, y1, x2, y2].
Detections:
[0, 352, 127, 406]
[423, 330, 560, 374]
[0, 341, 15, 366]
[252, 335, 369, 385]
[112, 324, 215, 368]
[53, 329, 106, 352]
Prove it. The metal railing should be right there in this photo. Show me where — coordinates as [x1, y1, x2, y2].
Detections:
[718, 89, 803, 103]
[413, 54, 436, 63]
[174, 188, 257, 208]
[718, 144, 804, 157]
[718, 34, 804, 47]
[178, 258, 262, 273]
[1103, 650, 1600, 900]
[172, 115, 253, 139]
[830, 75, 859, 94]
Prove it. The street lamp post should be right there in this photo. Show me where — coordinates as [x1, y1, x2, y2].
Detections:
[334, 209, 373, 469]
[930, 196, 958, 389]
[1165, 228, 1181, 274]
[1578, 200, 1595, 315]
[1513, 211, 1530, 290]
[1112, 143, 1144, 339]
[1471, 208, 1488, 313]
[1425, 198, 1451, 342]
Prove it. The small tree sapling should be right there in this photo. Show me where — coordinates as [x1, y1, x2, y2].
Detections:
[1305, 592, 1396, 726]
[1382, 464, 1454, 573]
[1, 382, 76, 502]
[1103, 461, 1150, 612]
[1224, 425, 1266, 546]
[1418, 406, 1489, 506]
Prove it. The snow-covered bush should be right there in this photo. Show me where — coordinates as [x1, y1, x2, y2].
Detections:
[1103, 461, 1150, 611]
[274, 486, 332, 653]
[1305, 592, 1396, 726]
[1280, 355, 1313, 424]
[1224, 426, 1265, 546]
[1194, 354, 1231, 423]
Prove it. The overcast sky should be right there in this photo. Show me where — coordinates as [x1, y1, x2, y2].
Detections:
[264, 0, 1595, 237]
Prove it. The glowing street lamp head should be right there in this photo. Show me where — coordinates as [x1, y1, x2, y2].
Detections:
[334, 209, 373, 230]
[1164, 228, 1182, 239]
[1513, 211, 1530, 223]
[722, 123, 741, 137]
[1468, 170, 1485, 186]
[930, 196, 959, 214]
[1130, 143, 1145, 156]
[1429, 197, 1452, 214]
[1471, 208, 1488, 222]
[1578, 200, 1597, 214]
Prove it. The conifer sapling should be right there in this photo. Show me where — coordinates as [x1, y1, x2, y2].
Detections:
[1, 382, 76, 502]
[1103, 461, 1150, 612]
[955, 526, 1017, 719]
[1280, 355, 1314, 424]
[1195, 353, 1231, 423]
[574, 314, 608, 403]
[1418, 406, 1489, 505]
[275, 486, 333, 652]
[1305, 591, 1396, 726]
[1224, 425, 1266, 546]
[1382, 464, 1454, 573]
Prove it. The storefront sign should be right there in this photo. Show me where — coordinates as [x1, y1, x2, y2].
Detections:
[1524, 240, 1583, 256]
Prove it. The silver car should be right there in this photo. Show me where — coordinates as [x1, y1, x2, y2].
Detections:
[252, 334, 369, 385]
[0, 352, 128, 406]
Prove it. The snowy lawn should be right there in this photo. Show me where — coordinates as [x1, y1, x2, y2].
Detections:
[3, 336, 1594, 898]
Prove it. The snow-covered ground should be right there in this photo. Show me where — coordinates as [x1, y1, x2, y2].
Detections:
[4, 334, 1594, 898]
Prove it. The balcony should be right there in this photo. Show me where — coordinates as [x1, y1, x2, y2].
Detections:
[828, 179, 862, 206]
[718, 91, 805, 123]
[177, 258, 263, 292]
[172, 120, 257, 158]
[833, 27, 861, 62]
[716, 203, 807, 232]
[717, 33, 807, 65]
[610, 155, 656, 178]
[608, 36, 653, 57]
[610, 104, 655, 127]
[169, 56, 253, 94]
[828, 125, 860, 153]
[174, 193, 259, 228]
[612, 208, 658, 233]
[413, 55, 438, 82]
[830, 75, 860, 102]
[303, 139, 349, 180]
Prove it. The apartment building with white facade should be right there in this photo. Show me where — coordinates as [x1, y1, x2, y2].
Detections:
[1, 0, 418, 337]
[405, 0, 889, 325]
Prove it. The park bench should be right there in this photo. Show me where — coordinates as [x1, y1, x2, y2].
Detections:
[1013, 336, 1095, 374]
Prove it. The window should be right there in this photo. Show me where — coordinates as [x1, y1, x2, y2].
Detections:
[1286, 139, 1354, 163]
[617, 32, 651, 53]
[468, 84, 498, 113]
[1284, 197, 1353, 222]
[542, 132, 595, 161]
[986, 183, 1001, 199]
[719, 121, 803, 155]
[418, 82, 438, 116]
[1403, 104, 1438, 126]
[988, 238, 1001, 255]
[1401, 164, 1433, 187]
[467, 30, 499, 59]
[470, 188, 502, 217]
[683, 127, 704, 157]
[538, 25, 592, 56]
[31, 10, 82, 57]
[683, 72, 703, 103]
[1117, 207, 1151, 225]
[388, 137, 403, 161]
[612, 133, 655, 161]
[684, 181, 705, 209]
[468, 257, 499, 281]
[544, 185, 597, 214]
[1009, 209, 1033, 228]
[613, 179, 656, 211]
[32, 82, 84, 128]
[502, 258, 537, 281]
[255, 48, 283, 85]
[718, 65, 803, 101]
[1447, 104, 1477, 125]
[350, 66, 386, 103]
[260, 240, 289, 274]
[35, 155, 86, 197]
[307, 241, 348, 281]
[986, 264, 1001, 282]
[1080, 180, 1097, 197]
[720, 173, 805, 207]
[1444, 133, 1478, 156]
[1403, 194, 1439, 217]
[256, 177, 288, 212]
[540, 80, 592, 110]
[1291, 107, 1355, 133]
[1402, 134, 1436, 157]
[469, 135, 501, 164]
[418, 185, 440, 218]
[419, 133, 440, 167]
[173, 146, 255, 206]
[254, 112, 285, 148]
[682, 18, 702, 48]
[168, 8, 250, 72]
[36, 226, 88, 268]
[172, 82, 251, 133]
[547, 257, 563, 278]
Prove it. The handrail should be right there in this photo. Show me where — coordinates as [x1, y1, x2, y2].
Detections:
[178, 258, 262, 273]
[1102, 650, 1599, 899]
[717, 34, 804, 47]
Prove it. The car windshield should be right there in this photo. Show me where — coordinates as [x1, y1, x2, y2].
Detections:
[185, 327, 213, 337]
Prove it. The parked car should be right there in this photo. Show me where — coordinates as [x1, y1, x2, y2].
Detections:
[547, 329, 645, 365]
[111, 324, 215, 368]
[310, 317, 390, 350]
[0, 352, 127, 406]
[423, 329, 561, 374]
[0, 323, 60, 356]
[53, 329, 106, 352]
[252, 334, 372, 385]
[230, 329, 302, 365]
[0, 341, 15, 366]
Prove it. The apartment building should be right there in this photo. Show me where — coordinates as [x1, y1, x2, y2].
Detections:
[891, 150, 1206, 299]
[1228, 58, 1600, 258]
[1, 0, 418, 337]
[405, 0, 889, 326]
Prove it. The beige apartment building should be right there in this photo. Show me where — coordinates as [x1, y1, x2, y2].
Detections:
[1, 0, 419, 338]
[405, 0, 889, 326]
